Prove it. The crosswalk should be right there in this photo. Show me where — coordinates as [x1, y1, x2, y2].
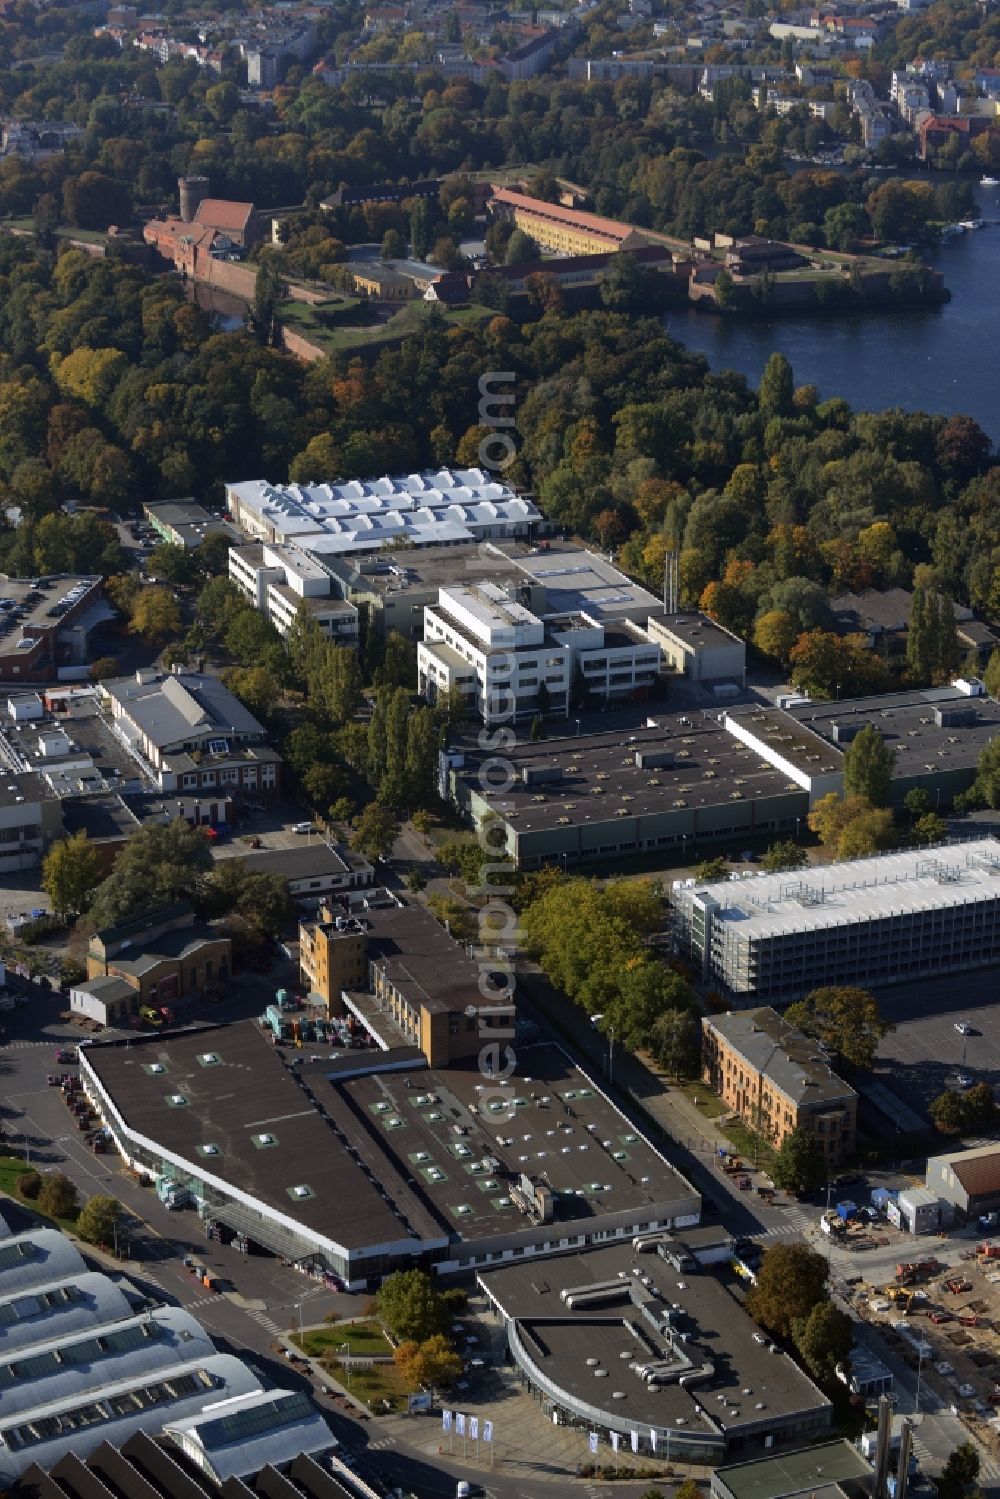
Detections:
[367, 1436, 397, 1452]
[243, 1307, 284, 1336]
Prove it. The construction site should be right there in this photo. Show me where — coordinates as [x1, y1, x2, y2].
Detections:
[849, 1244, 1000, 1458]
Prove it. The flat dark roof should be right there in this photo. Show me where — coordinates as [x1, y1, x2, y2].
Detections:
[83, 1024, 438, 1254]
[650, 611, 742, 651]
[455, 715, 804, 830]
[784, 687, 1000, 778]
[361, 901, 483, 1016]
[328, 1044, 693, 1240]
[237, 844, 351, 880]
[481, 1242, 830, 1432]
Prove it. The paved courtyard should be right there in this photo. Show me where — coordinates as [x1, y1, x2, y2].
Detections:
[872, 964, 1000, 1114]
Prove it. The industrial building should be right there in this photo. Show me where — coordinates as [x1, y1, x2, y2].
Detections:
[299, 894, 511, 1066]
[99, 669, 281, 799]
[324, 539, 663, 644]
[12, 1441, 354, 1499]
[80, 1026, 700, 1288]
[647, 612, 747, 686]
[224, 468, 541, 557]
[142, 500, 238, 551]
[228, 542, 360, 646]
[710, 1440, 876, 1499]
[78, 901, 231, 1021]
[673, 839, 1000, 1002]
[701, 1008, 857, 1165]
[488, 188, 652, 254]
[0, 1223, 334, 1490]
[926, 1143, 1000, 1222]
[725, 682, 1000, 808]
[418, 581, 660, 724]
[445, 714, 809, 869]
[479, 1238, 833, 1465]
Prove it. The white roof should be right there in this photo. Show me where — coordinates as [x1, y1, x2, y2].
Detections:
[686, 838, 1000, 941]
[226, 468, 540, 554]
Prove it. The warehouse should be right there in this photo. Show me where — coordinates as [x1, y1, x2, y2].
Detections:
[725, 683, 1000, 808]
[480, 1239, 833, 1464]
[926, 1143, 1000, 1222]
[672, 838, 1000, 1002]
[446, 714, 809, 869]
[80, 1026, 700, 1286]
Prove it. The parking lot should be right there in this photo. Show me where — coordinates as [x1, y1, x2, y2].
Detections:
[873, 966, 1000, 1115]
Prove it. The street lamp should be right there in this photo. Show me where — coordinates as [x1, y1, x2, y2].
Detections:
[914, 1339, 924, 1414]
[338, 1340, 351, 1389]
[608, 1023, 615, 1088]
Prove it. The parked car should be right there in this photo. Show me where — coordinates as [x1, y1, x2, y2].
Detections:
[954, 1021, 973, 1035]
[292, 822, 313, 835]
[54, 1047, 76, 1064]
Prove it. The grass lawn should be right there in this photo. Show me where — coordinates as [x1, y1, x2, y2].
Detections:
[328, 1357, 410, 1412]
[672, 1080, 726, 1120]
[278, 297, 497, 356]
[720, 1116, 778, 1173]
[294, 1318, 393, 1360]
[0, 1155, 30, 1197]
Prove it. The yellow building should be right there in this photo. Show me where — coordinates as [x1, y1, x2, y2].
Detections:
[489, 187, 648, 256]
[351, 266, 415, 300]
[299, 898, 512, 1068]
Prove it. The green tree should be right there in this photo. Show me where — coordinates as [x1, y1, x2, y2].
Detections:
[762, 840, 807, 874]
[715, 268, 735, 308]
[376, 1269, 449, 1342]
[76, 1193, 121, 1247]
[674, 1484, 700, 1499]
[903, 787, 932, 820]
[746, 1242, 828, 1338]
[351, 801, 401, 862]
[88, 819, 213, 927]
[248, 254, 286, 347]
[929, 1089, 967, 1134]
[914, 811, 948, 845]
[784, 985, 893, 1070]
[38, 1172, 78, 1220]
[695, 856, 728, 881]
[504, 227, 540, 264]
[983, 647, 1000, 700]
[147, 543, 198, 586]
[406, 868, 427, 893]
[649, 1008, 701, 1078]
[759, 352, 794, 420]
[772, 1127, 826, 1195]
[42, 831, 102, 917]
[842, 725, 895, 807]
[792, 1299, 852, 1386]
[936, 1443, 981, 1499]
[410, 199, 432, 260]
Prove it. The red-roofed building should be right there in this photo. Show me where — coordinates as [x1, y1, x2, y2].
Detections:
[488, 188, 650, 255]
[193, 197, 260, 248]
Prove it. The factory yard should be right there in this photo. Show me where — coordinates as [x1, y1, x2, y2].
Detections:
[852, 1247, 1000, 1458]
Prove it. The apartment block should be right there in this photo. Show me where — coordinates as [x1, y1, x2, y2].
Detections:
[702, 1007, 857, 1164]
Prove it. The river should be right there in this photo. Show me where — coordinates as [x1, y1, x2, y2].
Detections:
[667, 180, 1000, 439]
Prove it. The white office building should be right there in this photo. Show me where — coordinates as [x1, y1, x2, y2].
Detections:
[417, 581, 661, 725]
[225, 468, 542, 557]
[228, 542, 359, 644]
[673, 838, 1000, 1002]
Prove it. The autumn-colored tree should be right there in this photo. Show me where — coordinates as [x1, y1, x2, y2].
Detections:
[746, 1243, 828, 1338]
[393, 1335, 462, 1399]
[753, 610, 800, 665]
[129, 587, 181, 645]
[807, 793, 896, 860]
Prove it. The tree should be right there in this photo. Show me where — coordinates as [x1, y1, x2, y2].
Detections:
[42, 831, 102, 918]
[762, 840, 807, 874]
[842, 725, 895, 807]
[649, 1008, 701, 1078]
[129, 587, 181, 645]
[753, 610, 800, 665]
[772, 1128, 826, 1195]
[759, 352, 794, 420]
[807, 793, 895, 860]
[789, 630, 886, 699]
[914, 811, 948, 845]
[792, 1299, 852, 1386]
[405, 868, 427, 894]
[76, 1193, 121, 1247]
[376, 1269, 449, 1342]
[89, 656, 120, 682]
[903, 787, 932, 820]
[393, 1334, 462, 1399]
[746, 1242, 828, 1338]
[37, 1172, 78, 1221]
[504, 228, 539, 264]
[410, 199, 432, 260]
[695, 856, 728, 881]
[248, 254, 286, 347]
[88, 818, 213, 927]
[784, 985, 893, 1070]
[937, 1443, 981, 1499]
[147, 543, 198, 586]
[929, 1089, 967, 1134]
[983, 647, 1000, 701]
[674, 1484, 700, 1499]
[351, 802, 401, 862]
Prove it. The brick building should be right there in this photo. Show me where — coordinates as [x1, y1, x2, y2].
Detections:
[84, 901, 231, 1018]
[701, 1007, 857, 1165]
